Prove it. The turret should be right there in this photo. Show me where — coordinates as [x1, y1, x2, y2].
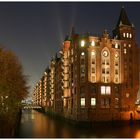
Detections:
[113, 7, 135, 40]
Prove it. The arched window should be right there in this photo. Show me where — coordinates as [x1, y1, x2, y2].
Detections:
[101, 48, 110, 83]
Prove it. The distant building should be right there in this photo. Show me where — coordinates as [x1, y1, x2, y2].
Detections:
[33, 7, 139, 121]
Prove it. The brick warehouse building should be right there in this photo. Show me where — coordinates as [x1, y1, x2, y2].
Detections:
[33, 7, 139, 122]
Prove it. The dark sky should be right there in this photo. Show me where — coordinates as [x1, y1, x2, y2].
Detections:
[0, 2, 139, 98]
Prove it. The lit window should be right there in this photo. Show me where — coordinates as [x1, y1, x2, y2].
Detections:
[91, 51, 95, 56]
[91, 40, 95, 46]
[115, 52, 119, 58]
[101, 86, 106, 94]
[106, 86, 111, 94]
[115, 43, 118, 49]
[124, 49, 127, 54]
[81, 98, 85, 107]
[129, 44, 131, 48]
[123, 33, 126, 37]
[91, 98, 96, 106]
[101, 86, 111, 95]
[127, 33, 129, 38]
[81, 40, 85, 47]
[130, 33, 132, 38]
[81, 52, 85, 56]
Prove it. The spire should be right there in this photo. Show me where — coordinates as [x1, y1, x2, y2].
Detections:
[116, 6, 132, 27]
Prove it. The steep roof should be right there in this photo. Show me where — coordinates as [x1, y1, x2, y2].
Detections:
[116, 7, 132, 27]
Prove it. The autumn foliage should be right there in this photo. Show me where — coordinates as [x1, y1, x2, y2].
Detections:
[0, 47, 28, 112]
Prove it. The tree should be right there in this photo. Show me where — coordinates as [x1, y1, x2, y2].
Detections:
[0, 47, 29, 114]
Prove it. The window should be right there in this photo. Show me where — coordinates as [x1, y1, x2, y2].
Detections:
[80, 76, 85, 82]
[123, 33, 126, 37]
[115, 78, 119, 83]
[81, 52, 85, 56]
[124, 49, 127, 54]
[102, 60, 105, 65]
[106, 86, 111, 94]
[91, 51, 95, 56]
[91, 86, 96, 93]
[115, 43, 118, 49]
[102, 68, 105, 74]
[91, 58, 95, 64]
[130, 33, 132, 38]
[129, 44, 131, 48]
[91, 76, 96, 83]
[115, 61, 118, 66]
[81, 40, 85, 47]
[115, 69, 118, 74]
[101, 98, 110, 108]
[91, 41, 95, 46]
[106, 68, 110, 74]
[80, 87, 85, 95]
[127, 33, 129, 38]
[115, 86, 119, 92]
[101, 86, 106, 94]
[101, 86, 111, 95]
[81, 67, 85, 73]
[91, 98, 96, 106]
[115, 98, 119, 108]
[81, 58, 85, 65]
[91, 67, 95, 73]
[106, 60, 109, 65]
[81, 98, 85, 107]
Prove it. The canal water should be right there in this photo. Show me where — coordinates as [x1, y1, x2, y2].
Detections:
[16, 109, 140, 138]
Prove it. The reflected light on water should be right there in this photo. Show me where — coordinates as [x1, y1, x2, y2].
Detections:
[134, 130, 140, 138]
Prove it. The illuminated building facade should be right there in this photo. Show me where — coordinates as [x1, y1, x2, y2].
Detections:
[33, 7, 139, 121]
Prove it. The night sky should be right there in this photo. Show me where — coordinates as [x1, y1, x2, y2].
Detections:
[0, 2, 139, 98]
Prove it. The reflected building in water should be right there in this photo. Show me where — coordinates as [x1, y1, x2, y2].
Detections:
[32, 7, 139, 122]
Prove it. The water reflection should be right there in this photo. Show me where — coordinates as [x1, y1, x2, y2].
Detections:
[17, 109, 140, 138]
[135, 130, 140, 138]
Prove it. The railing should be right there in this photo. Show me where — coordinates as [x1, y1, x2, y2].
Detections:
[22, 104, 42, 109]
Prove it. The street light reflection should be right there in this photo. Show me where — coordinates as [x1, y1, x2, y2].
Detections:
[134, 130, 140, 138]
